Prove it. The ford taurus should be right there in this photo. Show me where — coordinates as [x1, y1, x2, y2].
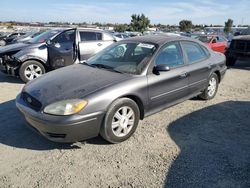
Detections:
[16, 35, 227, 143]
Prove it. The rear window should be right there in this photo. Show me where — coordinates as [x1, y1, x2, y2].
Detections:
[182, 41, 208, 63]
[198, 36, 213, 43]
[80, 31, 102, 41]
[217, 36, 226, 42]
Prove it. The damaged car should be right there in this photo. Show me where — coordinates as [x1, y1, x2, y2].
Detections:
[0, 28, 115, 82]
[0, 29, 63, 81]
[16, 35, 227, 143]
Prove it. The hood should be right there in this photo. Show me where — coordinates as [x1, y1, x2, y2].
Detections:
[0, 43, 31, 54]
[23, 64, 130, 106]
[0, 42, 43, 55]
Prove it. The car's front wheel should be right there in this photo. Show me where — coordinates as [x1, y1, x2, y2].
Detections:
[19, 60, 45, 83]
[199, 73, 219, 100]
[100, 98, 140, 143]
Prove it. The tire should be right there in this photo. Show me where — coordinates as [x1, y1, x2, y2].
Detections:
[226, 57, 236, 66]
[199, 73, 219, 100]
[19, 60, 46, 83]
[0, 40, 6, 46]
[100, 98, 140, 143]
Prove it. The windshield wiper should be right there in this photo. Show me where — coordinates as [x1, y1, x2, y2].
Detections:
[91, 63, 123, 74]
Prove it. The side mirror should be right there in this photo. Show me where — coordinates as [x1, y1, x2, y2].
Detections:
[153, 64, 170, 75]
[46, 39, 52, 45]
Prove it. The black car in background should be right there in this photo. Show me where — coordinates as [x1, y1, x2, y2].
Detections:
[225, 35, 250, 66]
[0, 32, 26, 46]
[0, 28, 115, 82]
[11, 31, 44, 44]
[16, 35, 227, 143]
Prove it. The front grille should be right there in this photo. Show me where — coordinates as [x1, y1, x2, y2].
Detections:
[21, 92, 42, 111]
[46, 132, 66, 139]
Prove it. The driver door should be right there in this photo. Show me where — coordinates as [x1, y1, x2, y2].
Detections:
[48, 29, 77, 69]
[147, 42, 189, 113]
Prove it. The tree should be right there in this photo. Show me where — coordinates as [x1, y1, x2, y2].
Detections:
[130, 14, 150, 33]
[114, 24, 128, 32]
[179, 20, 192, 32]
[224, 19, 233, 34]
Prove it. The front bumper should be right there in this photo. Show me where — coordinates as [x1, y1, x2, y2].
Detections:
[16, 94, 105, 143]
[0, 56, 20, 76]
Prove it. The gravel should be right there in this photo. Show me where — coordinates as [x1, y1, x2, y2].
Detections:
[0, 60, 249, 188]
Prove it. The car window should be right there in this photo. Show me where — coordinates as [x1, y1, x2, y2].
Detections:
[198, 35, 213, 43]
[201, 46, 210, 57]
[155, 42, 184, 68]
[80, 31, 102, 41]
[28, 30, 60, 44]
[52, 30, 75, 44]
[217, 36, 226, 42]
[181, 41, 208, 64]
[87, 42, 157, 74]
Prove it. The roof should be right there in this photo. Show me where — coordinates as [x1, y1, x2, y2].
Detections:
[233, 35, 250, 41]
[122, 34, 198, 46]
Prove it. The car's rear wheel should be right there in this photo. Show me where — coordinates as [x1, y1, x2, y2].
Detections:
[100, 98, 140, 143]
[199, 73, 219, 100]
[19, 60, 45, 83]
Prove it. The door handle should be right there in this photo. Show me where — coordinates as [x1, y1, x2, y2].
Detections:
[180, 72, 188, 78]
[97, 43, 103, 46]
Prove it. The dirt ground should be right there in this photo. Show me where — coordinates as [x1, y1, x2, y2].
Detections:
[0, 60, 249, 188]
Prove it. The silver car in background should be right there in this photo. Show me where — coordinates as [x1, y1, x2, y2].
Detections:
[0, 28, 115, 82]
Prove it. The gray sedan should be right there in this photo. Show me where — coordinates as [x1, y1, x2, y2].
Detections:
[16, 35, 227, 143]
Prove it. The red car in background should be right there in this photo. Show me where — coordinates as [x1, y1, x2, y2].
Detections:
[198, 35, 228, 53]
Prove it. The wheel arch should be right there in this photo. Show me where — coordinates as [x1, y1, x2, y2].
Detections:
[22, 58, 48, 72]
[119, 95, 145, 120]
[214, 70, 221, 83]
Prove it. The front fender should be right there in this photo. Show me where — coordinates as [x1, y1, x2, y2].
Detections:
[13, 45, 48, 65]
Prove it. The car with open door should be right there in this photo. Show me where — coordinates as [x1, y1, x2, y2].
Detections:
[198, 35, 228, 53]
[16, 35, 227, 143]
[0, 28, 115, 82]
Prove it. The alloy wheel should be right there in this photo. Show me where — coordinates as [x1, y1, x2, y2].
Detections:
[111, 106, 135, 137]
[207, 77, 217, 97]
[24, 64, 43, 80]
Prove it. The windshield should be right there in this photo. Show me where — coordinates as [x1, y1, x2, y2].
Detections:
[86, 42, 157, 74]
[28, 30, 61, 44]
[198, 35, 213, 43]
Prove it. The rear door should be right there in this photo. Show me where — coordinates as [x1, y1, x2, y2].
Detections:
[181, 41, 211, 95]
[48, 29, 76, 69]
[78, 31, 113, 61]
[147, 42, 189, 112]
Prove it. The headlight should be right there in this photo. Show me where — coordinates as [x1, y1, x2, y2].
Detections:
[43, 99, 87, 115]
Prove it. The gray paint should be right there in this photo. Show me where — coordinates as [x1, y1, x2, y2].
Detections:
[16, 35, 227, 142]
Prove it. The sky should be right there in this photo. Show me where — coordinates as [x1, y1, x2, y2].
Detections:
[0, 0, 250, 25]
